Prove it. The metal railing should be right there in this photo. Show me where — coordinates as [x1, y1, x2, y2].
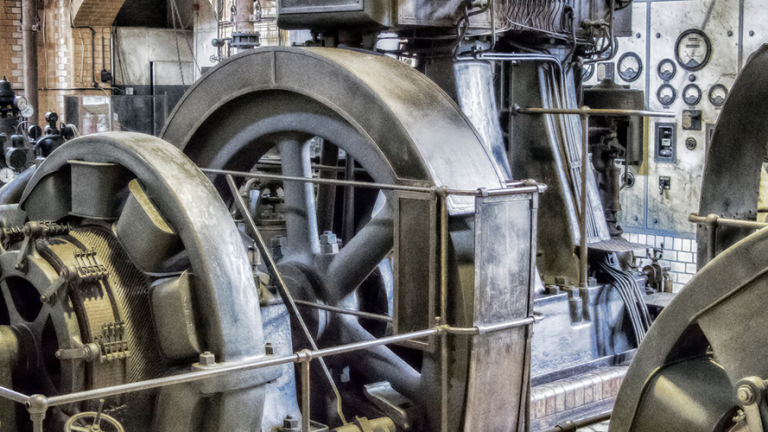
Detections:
[1, 167, 546, 432]
[689, 213, 768, 262]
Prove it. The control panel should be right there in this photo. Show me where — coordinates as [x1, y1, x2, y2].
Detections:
[583, 0, 765, 235]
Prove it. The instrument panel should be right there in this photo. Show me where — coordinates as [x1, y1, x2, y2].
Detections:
[582, 0, 748, 236]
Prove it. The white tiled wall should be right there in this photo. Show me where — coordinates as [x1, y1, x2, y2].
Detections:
[624, 232, 697, 293]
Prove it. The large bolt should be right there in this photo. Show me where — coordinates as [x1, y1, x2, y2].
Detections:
[199, 351, 216, 366]
[320, 231, 339, 254]
[280, 415, 300, 431]
[738, 385, 756, 405]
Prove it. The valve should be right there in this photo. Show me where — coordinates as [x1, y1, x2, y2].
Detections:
[64, 399, 125, 432]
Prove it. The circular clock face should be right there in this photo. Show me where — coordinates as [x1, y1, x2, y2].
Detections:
[709, 84, 728, 107]
[682, 84, 702, 105]
[658, 59, 677, 81]
[657, 84, 677, 106]
[582, 64, 595, 82]
[618, 52, 642, 82]
[675, 29, 712, 71]
[0, 168, 16, 184]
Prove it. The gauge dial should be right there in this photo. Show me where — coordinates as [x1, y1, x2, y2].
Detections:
[0, 168, 16, 184]
[682, 84, 702, 105]
[14, 96, 28, 111]
[709, 84, 728, 107]
[20, 105, 34, 119]
[618, 52, 642, 82]
[675, 29, 712, 71]
[658, 59, 677, 81]
[582, 64, 595, 82]
[657, 84, 677, 106]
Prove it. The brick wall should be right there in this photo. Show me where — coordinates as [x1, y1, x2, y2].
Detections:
[1, 0, 112, 127]
[1, 0, 23, 89]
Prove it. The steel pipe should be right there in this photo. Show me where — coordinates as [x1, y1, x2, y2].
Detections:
[21, 0, 38, 126]
[203, 168, 546, 197]
[515, 106, 675, 118]
[688, 213, 768, 230]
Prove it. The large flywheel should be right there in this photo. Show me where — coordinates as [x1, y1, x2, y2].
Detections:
[0, 132, 266, 432]
[609, 45, 768, 432]
[162, 47, 508, 431]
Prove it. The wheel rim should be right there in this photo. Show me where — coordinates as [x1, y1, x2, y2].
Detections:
[0, 132, 267, 432]
[163, 47, 507, 431]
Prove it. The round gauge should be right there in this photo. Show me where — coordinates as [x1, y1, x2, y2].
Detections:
[20, 105, 34, 119]
[658, 59, 677, 81]
[709, 84, 728, 107]
[582, 64, 595, 82]
[14, 96, 28, 112]
[682, 84, 702, 105]
[657, 84, 677, 106]
[618, 52, 642, 82]
[675, 29, 712, 71]
[0, 168, 16, 184]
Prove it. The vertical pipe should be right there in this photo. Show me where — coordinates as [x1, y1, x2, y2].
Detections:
[21, 0, 39, 126]
[301, 360, 311, 432]
[439, 189, 449, 432]
[234, 0, 254, 33]
[580, 112, 590, 288]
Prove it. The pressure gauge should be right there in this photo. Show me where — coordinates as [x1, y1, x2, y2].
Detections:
[658, 59, 677, 81]
[618, 52, 642, 82]
[582, 64, 595, 82]
[675, 29, 712, 71]
[20, 105, 34, 119]
[0, 168, 16, 184]
[709, 84, 728, 107]
[14, 96, 28, 112]
[657, 84, 677, 106]
[682, 84, 702, 105]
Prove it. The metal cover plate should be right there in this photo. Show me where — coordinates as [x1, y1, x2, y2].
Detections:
[463, 192, 537, 432]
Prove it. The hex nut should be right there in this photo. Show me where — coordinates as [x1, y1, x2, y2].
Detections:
[738, 385, 756, 405]
[199, 351, 216, 366]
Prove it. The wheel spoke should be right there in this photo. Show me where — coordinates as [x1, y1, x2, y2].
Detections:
[336, 314, 420, 398]
[316, 140, 339, 234]
[69, 425, 90, 432]
[323, 205, 394, 304]
[278, 137, 320, 255]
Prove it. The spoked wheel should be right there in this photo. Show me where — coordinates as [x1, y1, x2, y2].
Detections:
[163, 47, 506, 431]
[0, 133, 266, 432]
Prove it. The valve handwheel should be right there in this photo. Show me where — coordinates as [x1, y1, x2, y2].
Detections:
[64, 400, 124, 432]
